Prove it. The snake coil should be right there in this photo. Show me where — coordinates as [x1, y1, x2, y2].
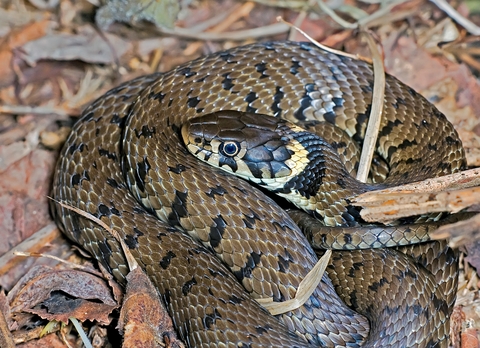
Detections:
[52, 41, 465, 347]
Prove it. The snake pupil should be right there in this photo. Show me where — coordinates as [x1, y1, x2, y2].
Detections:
[223, 142, 239, 156]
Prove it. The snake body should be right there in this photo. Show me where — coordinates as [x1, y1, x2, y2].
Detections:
[52, 41, 466, 347]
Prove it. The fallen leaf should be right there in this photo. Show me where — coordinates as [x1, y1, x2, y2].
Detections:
[20, 26, 132, 65]
[8, 265, 118, 325]
[96, 0, 180, 30]
[465, 240, 480, 273]
[0, 19, 52, 87]
[118, 267, 184, 348]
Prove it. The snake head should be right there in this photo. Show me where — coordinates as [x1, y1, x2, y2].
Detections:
[181, 111, 307, 186]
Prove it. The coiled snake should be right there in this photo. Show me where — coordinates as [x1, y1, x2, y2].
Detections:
[51, 41, 466, 347]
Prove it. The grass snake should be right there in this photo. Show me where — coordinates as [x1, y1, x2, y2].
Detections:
[51, 41, 466, 347]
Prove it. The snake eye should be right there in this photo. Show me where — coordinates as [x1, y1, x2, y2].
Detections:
[222, 141, 240, 156]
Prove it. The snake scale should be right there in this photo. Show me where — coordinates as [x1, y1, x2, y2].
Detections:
[51, 41, 466, 347]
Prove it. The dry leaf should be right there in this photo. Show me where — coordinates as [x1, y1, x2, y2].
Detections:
[118, 267, 184, 348]
[8, 265, 118, 325]
[20, 26, 131, 65]
[0, 19, 52, 87]
[96, 0, 180, 30]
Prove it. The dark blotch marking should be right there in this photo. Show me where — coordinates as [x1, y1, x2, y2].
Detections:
[330, 141, 347, 151]
[124, 234, 138, 249]
[229, 294, 243, 304]
[83, 112, 94, 122]
[203, 308, 222, 330]
[106, 177, 120, 189]
[244, 91, 257, 103]
[232, 185, 249, 195]
[168, 164, 186, 174]
[150, 91, 165, 101]
[369, 277, 389, 292]
[425, 339, 440, 348]
[242, 209, 261, 229]
[208, 267, 228, 278]
[177, 67, 197, 78]
[171, 123, 181, 134]
[110, 113, 126, 127]
[187, 96, 201, 108]
[294, 83, 316, 121]
[405, 157, 422, 166]
[361, 84, 373, 94]
[255, 326, 268, 335]
[348, 262, 363, 277]
[98, 148, 117, 161]
[68, 142, 85, 155]
[245, 91, 258, 113]
[160, 250, 176, 269]
[255, 62, 268, 79]
[233, 251, 263, 283]
[277, 254, 290, 273]
[221, 73, 234, 91]
[323, 111, 336, 124]
[133, 206, 146, 214]
[431, 108, 445, 119]
[182, 277, 197, 295]
[432, 293, 449, 315]
[343, 205, 361, 224]
[332, 97, 344, 107]
[352, 107, 370, 143]
[98, 242, 113, 270]
[379, 119, 403, 138]
[271, 86, 284, 117]
[135, 156, 151, 192]
[445, 136, 458, 145]
[97, 204, 121, 218]
[209, 215, 227, 249]
[343, 234, 352, 244]
[219, 51, 235, 62]
[410, 304, 422, 315]
[135, 125, 156, 139]
[407, 86, 417, 96]
[263, 42, 276, 50]
[70, 170, 90, 187]
[205, 185, 228, 198]
[299, 42, 312, 51]
[168, 190, 189, 226]
[133, 227, 144, 236]
[290, 60, 301, 75]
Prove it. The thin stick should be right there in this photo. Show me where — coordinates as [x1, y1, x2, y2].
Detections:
[315, 0, 357, 29]
[356, 31, 385, 183]
[50, 197, 138, 271]
[430, 0, 480, 35]
[13, 251, 103, 277]
[158, 22, 289, 41]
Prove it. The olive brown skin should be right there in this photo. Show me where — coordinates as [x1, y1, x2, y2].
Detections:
[51, 41, 465, 347]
